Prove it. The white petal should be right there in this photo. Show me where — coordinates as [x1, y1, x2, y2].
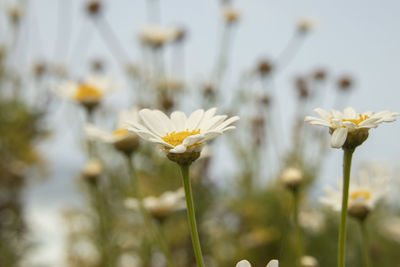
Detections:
[304, 117, 331, 127]
[199, 115, 228, 131]
[139, 109, 167, 137]
[236, 260, 252, 267]
[169, 144, 187, 153]
[186, 109, 205, 130]
[153, 110, 174, 132]
[266, 260, 279, 267]
[170, 111, 187, 131]
[314, 108, 331, 120]
[343, 107, 356, 118]
[213, 116, 240, 132]
[331, 128, 348, 148]
[182, 134, 204, 146]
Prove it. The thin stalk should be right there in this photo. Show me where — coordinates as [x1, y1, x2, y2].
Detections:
[179, 164, 205, 267]
[338, 148, 355, 267]
[125, 156, 176, 267]
[359, 221, 372, 267]
[293, 189, 303, 267]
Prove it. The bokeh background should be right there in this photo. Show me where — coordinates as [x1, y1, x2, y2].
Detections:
[1, 0, 400, 266]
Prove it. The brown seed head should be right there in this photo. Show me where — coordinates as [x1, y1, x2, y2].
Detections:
[86, 1, 102, 16]
[257, 59, 273, 76]
[337, 75, 353, 91]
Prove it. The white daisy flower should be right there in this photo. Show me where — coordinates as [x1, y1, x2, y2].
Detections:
[305, 107, 399, 149]
[126, 108, 239, 164]
[56, 75, 117, 109]
[320, 166, 389, 220]
[280, 167, 304, 190]
[85, 108, 139, 154]
[125, 188, 185, 220]
[139, 25, 180, 48]
[236, 259, 279, 267]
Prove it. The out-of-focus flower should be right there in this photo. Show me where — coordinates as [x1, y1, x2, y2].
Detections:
[85, 108, 140, 154]
[222, 7, 240, 24]
[155, 77, 185, 92]
[257, 59, 274, 76]
[299, 210, 325, 233]
[56, 75, 117, 110]
[297, 17, 317, 33]
[81, 158, 103, 185]
[236, 259, 279, 267]
[86, 0, 102, 16]
[337, 75, 353, 91]
[295, 76, 309, 99]
[380, 217, 400, 243]
[32, 61, 47, 78]
[305, 107, 399, 149]
[301, 255, 319, 267]
[127, 108, 239, 164]
[280, 167, 304, 190]
[313, 68, 327, 81]
[6, 4, 24, 25]
[125, 188, 185, 221]
[139, 25, 180, 48]
[320, 167, 390, 220]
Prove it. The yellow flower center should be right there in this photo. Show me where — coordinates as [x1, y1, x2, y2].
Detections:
[113, 128, 129, 137]
[350, 190, 371, 200]
[162, 129, 200, 147]
[74, 83, 103, 101]
[341, 114, 369, 126]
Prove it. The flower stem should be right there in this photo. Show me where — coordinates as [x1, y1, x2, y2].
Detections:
[359, 221, 372, 267]
[338, 148, 355, 267]
[179, 164, 205, 267]
[125, 156, 176, 267]
[293, 189, 303, 267]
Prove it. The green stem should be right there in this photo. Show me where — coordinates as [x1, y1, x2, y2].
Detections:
[179, 164, 205, 267]
[359, 221, 372, 267]
[293, 189, 303, 267]
[338, 148, 355, 267]
[125, 156, 176, 267]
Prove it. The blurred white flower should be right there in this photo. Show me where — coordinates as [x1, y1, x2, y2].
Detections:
[301, 255, 318, 267]
[305, 107, 399, 149]
[299, 210, 325, 234]
[56, 75, 118, 109]
[236, 259, 279, 267]
[139, 25, 180, 47]
[85, 108, 139, 154]
[297, 17, 317, 33]
[125, 188, 185, 220]
[380, 217, 400, 243]
[126, 108, 239, 160]
[280, 167, 304, 189]
[320, 166, 390, 219]
[222, 7, 240, 23]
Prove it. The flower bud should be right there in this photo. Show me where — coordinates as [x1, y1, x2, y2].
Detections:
[82, 159, 103, 185]
[281, 167, 304, 191]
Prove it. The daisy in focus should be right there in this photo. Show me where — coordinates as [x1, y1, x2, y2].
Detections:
[305, 107, 399, 149]
[85, 108, 139, 154]
[126, 107, 239, 164]
[236, 259, 279, 267]
[320, 166, 390, 220]
[125, 188, 185, 221]
[56, 75, 117, 110]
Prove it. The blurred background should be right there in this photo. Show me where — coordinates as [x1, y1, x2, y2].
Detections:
[0, 0, 399, 266]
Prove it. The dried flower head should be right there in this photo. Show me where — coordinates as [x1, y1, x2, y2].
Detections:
[222, 7, 240, 24]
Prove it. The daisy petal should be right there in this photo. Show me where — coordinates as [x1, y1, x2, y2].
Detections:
[331, 127, 348, 148]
